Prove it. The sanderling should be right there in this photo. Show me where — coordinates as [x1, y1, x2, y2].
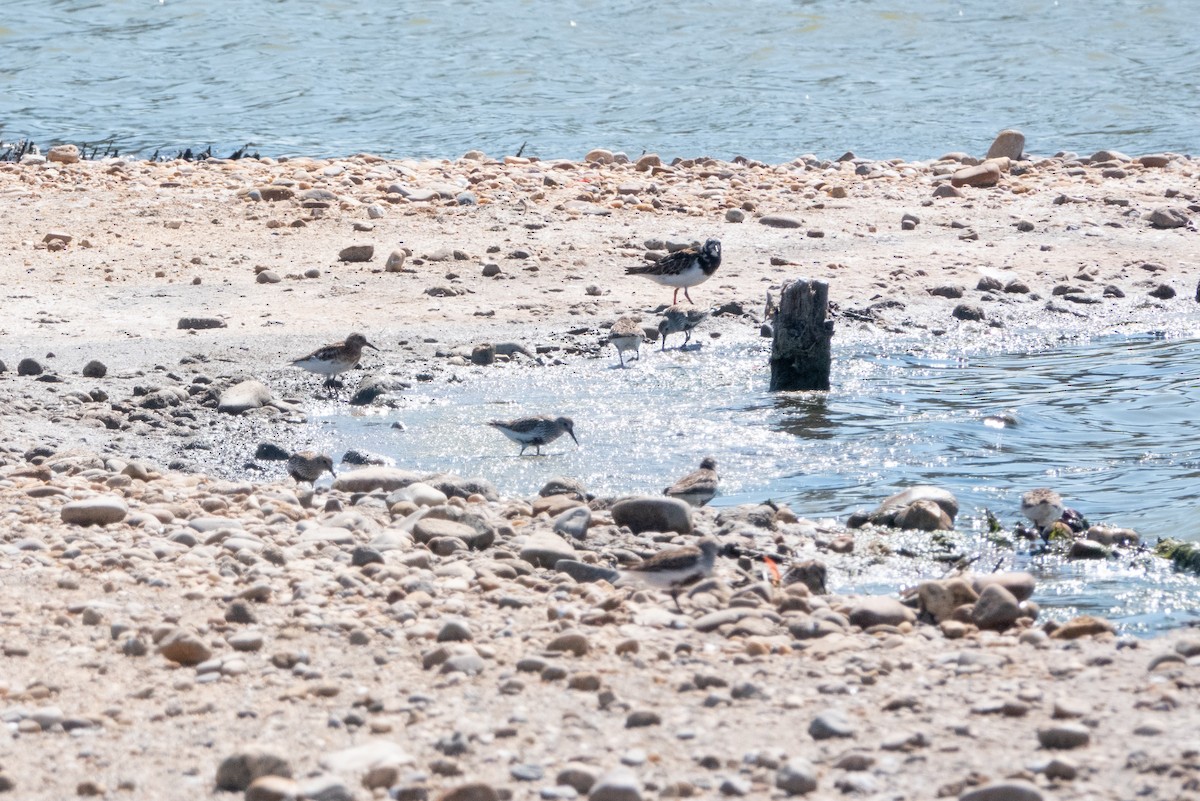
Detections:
[658, 305, 709, 350]
[291, 332, 379, 388]
[617, 538, 721, 610]
[608, 316, 645, 367]
[488, 415, 578, 456]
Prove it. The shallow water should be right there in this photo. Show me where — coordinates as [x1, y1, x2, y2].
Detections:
[3, 0, 1198, 160]
[319, 329, 1200, 633]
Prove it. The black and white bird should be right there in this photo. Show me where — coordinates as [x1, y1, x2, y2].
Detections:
[487, 415, 578, 456]
[617, 539, 721, 611]
[625, 238, 721, 305]
[658, 305, 709, 350]
[663, 457, 719, 507]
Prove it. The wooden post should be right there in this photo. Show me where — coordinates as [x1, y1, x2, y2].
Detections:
[769, 279, 833, 391]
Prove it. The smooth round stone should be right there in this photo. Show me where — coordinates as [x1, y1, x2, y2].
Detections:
[553, 506, 592, 540]
[61, 497, 128, 526]
[437, 619, 474, 643]
[519, 531, 577, 568]
[228, 631, 264, 652]
[610, 497, 692, 535]
[775, 758, 818, 795]
[959, 780, 1043, 801]
[391, 482, 447, 507]
[1037, 723, 1090, 749]
[808, 710, 855, 740]
[217, 380, 273, 415]
[216, 748, 294, 792]
[972, 584, 1021, 630]
[847, 597, 915, 628]
[158, 628, 212, 666]
[587, 769, 641, 801]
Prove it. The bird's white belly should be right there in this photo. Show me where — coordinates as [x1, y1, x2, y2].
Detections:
[652, 264, 708, 288]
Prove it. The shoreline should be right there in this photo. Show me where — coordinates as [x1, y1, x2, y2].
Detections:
[2, 147, 1200, 799]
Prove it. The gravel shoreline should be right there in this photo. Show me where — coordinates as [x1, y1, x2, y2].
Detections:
[2, 145, 1199, 799]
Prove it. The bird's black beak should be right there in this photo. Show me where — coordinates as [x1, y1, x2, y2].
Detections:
[364, 340, 380, 351]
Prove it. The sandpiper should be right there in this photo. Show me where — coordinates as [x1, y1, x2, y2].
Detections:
[617, 538, 721, 611]
[1021, 488, 1064, 531]
[663, 457, 719, 507]
[658, 305, 709, 350]
[608, 316, 645, 367]
[291, 332, 379, 388]
[287, 451, 336, 484]
[625, 238, 721, 304]
[488, 415, 578, 456]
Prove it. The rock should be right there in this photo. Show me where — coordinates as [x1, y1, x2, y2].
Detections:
[177, 316, 227, 330]
[440, 783, 500, 801]
[951, 162, 1002, 188]
[952, 303, 986, 321]
[610, 497, 693, 534]
[17, 358, 43, 376]
[553, 506, 592, 540]
[519, 531, 577, 568]
[959, 781, 1043, 801]
[47, 144, 81, 164]
[775, 758, 818, 795]
[1050, 615, 1114, 639]
[332, 467, 421, 493]
[216, 747, 293, 792]
[385, 250, 407, 272]
[555, 560, 621, 584]
[584, 148, 615, 164]
[929, 285, 964, 299]
[1068, 539, 1110, 560]
[1148, 207, 1189, 229]
[414, 518, 493, 550]
[972, 584, 1022, 631]
[321, 740, 413, 775]
[558, 765, 599, 794]
[338, 244, 374, 262]
[587, 768, 641, 801]
[1037, 723, 1090, 749]
[470, 344, 496, 366]
[1149, 283, 1176, 300]
[61, 497, 128, 526]
[809, 710, 855, 740]
[540, 476, 590, 500]
[893, 499, 953, 531]
[351, 546, 384, 567]
[933, 184, 963, 198]
[848, 597, 915, 628]
[425, 474, 499, 501]
[81, 360, 107, 378]
[725, 208, 746, 223]
[872, 486, 958, 528]
[970, 572, 1035, 602]
[759, 214, 804, 229]
[634, 153, 661, 171]
[158, 627, 212, 665]
[918, 579, 978, 623]
[986, 129, 1026, 161]
[254, 442, 290, 461]
[389, 482, 447, 507]
[218, 380, 273, 414]
[228, 631, 264, 652]
[350, 374, 405, 405]
[438, 619, 473, 642]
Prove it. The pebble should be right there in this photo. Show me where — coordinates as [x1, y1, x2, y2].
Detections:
[959, 781, 1043, 801]
[60, 497, 128, 526]
[971, 583, 1022, 630]
[338, 244, 375, 262]
[953, 303, 986, 321]
[158, 627, 212, 666]
[759, 214, 803, 229]
[986, 129, 1026, 161]
[774, 758, 818, 795]
[553, 506, 592, 540]
[215, 747, 293, 791]
[951, 162, 1002, 188]
[587, 769, 641, 801]
[386, 249, 407, 272]
[1148, 207, 1189, 229]
[847, 597, 915, 628]
[808, 709, 855, 740]
[217, 380, 273, 414]
[440, 783, 500, 801]
[17, 358, 43, 376]
[177, 316, 227, 329]
[610, 497, 692, 535]
[520, 531, 578, 568]
[1037, 723, 1090, 749]
[81, 359, 107, 378]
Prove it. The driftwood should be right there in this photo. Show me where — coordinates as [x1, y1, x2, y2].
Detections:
[769, 278, 833, 391]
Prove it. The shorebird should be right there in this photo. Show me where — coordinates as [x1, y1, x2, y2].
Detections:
[291, 332, 379, 388]
[608, 316, 645, 367]
[287, 451, 336, 484]
[487, 415, 578, 456]
[625, 238, 721, 305]
[663, 457, 719, 507]
[1021, 488, 1064, 531]
[658, 305, 709, 350]
[617, 539, 721, 611]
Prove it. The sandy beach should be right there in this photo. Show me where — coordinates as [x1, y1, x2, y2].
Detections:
[1, 146, 1199, 800]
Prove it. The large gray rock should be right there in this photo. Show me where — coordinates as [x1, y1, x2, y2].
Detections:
[611, 497, 693, 534]
[972, 583, 1022, 631]
[986, 129, 1026, 161]
[775, 758, 818, 795]
[217, 380, 273, 415]
[848, 597, 915, 628]
[553, 506, 592, 540]
[61, 497, 128, 526]
[333, 467, 421, 493]
[520, 531, 577, 568]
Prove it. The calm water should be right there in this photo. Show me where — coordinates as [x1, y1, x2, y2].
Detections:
[316, 330, 1200, 633]
[2, 1, 1197, 161]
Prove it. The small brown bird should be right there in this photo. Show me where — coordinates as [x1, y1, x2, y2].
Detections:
[608, 316, 645, 367]
[487, 415, 578, 456]
[287, 451, 336, 484]
[291, 332, 379, 388]
[1020, 488, 1064, 531]
[658, 305, 709, 350]
[617, 539, 721, 611]
[625, 238, 721, 305]
[663, 457, 719, 507]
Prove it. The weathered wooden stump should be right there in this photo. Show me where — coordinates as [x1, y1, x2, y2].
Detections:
[769, 279, 833, 391]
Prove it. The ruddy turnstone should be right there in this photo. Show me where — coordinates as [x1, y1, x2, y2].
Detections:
[663, 457, 719, 507]
[487, 415, 578, 456]
[287, 451, 336, 484]
[1020, 488, 1064, 531]
[608, 316, 645, 367]
[291, 332, 379, 388]
[625, 238, 721, 304]
[617, 538, 721, 611]
[658, 305, 709, 350]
